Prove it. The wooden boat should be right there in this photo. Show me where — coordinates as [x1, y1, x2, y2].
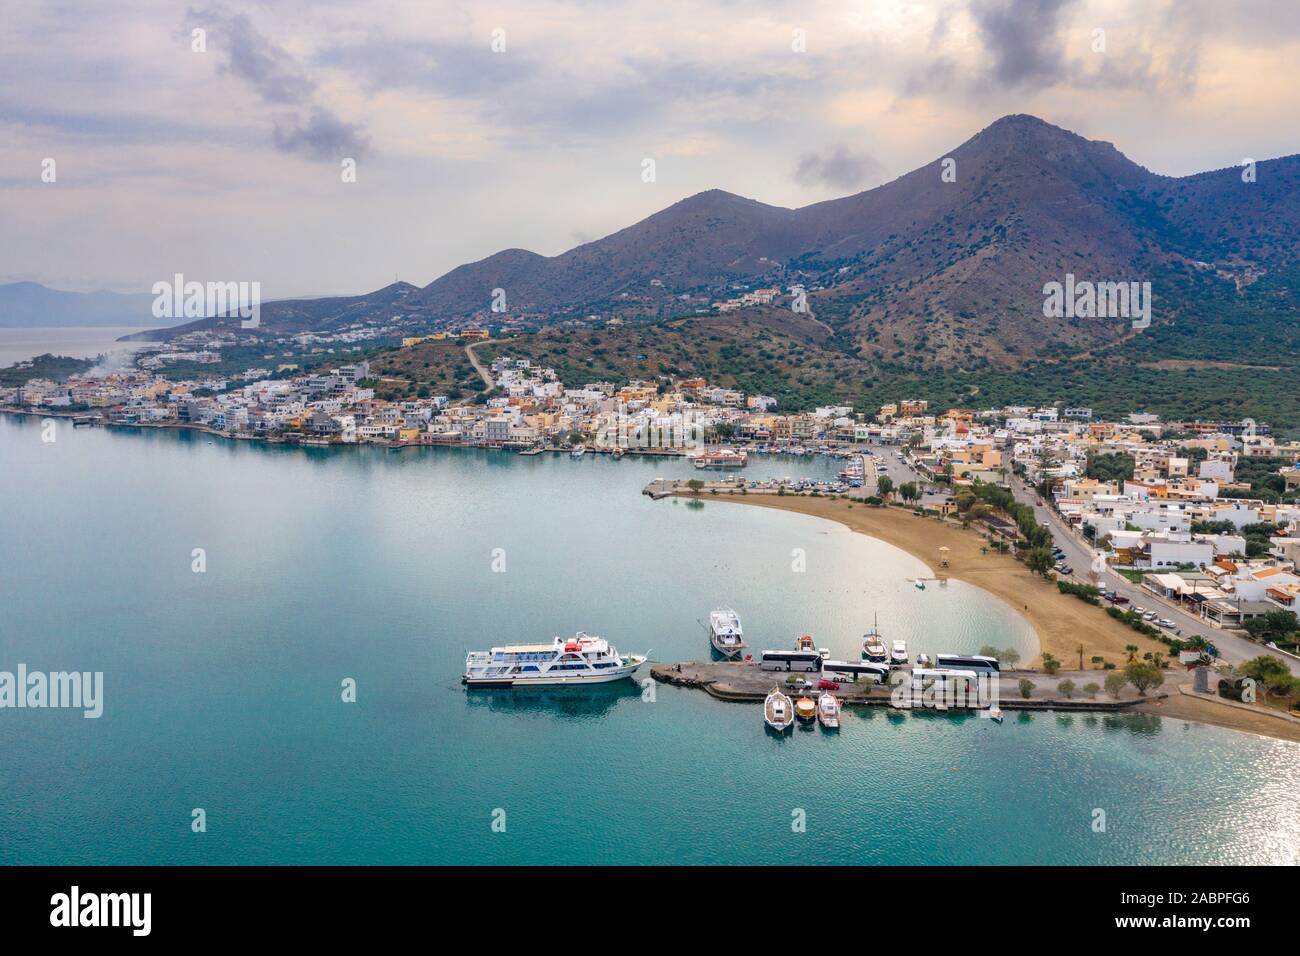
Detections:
[795, 634, 817, 653]
[764, 688, 794, 732]
[795, 697, 817, 722]
[817, 692, 841, 729]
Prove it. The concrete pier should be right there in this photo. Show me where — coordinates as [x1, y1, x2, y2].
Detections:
[650, 660, 1156, 713]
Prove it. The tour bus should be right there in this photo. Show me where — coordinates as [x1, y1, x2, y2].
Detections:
[934, 653, 1000, 675]
[822, 660, 892, 684]
[760, 650, 823, 673]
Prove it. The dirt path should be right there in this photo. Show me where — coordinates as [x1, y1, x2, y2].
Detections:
[464, 340, 495, 391]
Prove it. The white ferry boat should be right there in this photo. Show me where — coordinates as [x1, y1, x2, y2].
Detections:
[707, 608, 747, 659]
[693, 447, 747, 469]
[462, 632, 646, 688]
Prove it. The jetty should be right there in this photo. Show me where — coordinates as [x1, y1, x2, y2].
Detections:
[651, 660, 1159, 713]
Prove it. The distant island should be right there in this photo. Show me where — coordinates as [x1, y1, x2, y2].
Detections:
[0, 282, 161, 328]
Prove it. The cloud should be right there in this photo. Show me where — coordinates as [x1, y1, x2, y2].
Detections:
[794, 145, 886, 191]
[219, 11, 315, 104]
[196, 4, 370, 160]
[969, 0, 1077, 88]
[272, 108, 370, 161]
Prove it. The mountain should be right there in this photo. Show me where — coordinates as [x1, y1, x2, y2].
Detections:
[0, 282, 161, 328]
[135, 114, 1300, 372]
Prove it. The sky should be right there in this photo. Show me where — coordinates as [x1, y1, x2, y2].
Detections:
[2, 0, 1298, 298]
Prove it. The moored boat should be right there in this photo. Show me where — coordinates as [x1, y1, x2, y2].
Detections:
[795, 696, 817, 722]
[570, 443, 587, 458]
[462, 632, 646, 688]
[862, 614, 887, 663]
[795, 633, 817, 653]
[707, 607, 747, 659]
[891, 640, 909, 667]
[764, 688, 794, 732]
[817, 692, 840, 729]
[693, 447, 747, 469]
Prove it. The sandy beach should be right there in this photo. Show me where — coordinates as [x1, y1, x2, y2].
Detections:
[679, 490, 1300, 745]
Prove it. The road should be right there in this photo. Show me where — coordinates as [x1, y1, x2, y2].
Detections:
[464, 340, 495, 392]
[1006, 474, 1292, 673]
[864, 441, 1287, 672]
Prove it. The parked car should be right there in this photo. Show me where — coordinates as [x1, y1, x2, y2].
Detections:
[1143, 611, 1158, 621]
[1158, 619, 1176, 629]
[818, 678, 840, 690]
[1134, 606, 1147, 615]
[1113, 596, 1130, 605]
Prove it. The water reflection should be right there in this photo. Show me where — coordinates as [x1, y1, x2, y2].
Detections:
[461, 681, 642, 719]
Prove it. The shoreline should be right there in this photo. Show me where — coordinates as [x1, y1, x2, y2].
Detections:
[664, 490, 1300, 745]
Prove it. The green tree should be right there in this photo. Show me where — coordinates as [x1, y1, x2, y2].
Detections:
[1025, 546, 1055, 577]
[876, 475, 894, 499]
[1057, 678, 1076, 699]
[686, 479, 704, 494]
[1083, 681, 1101, 699]
[1104, 671, 1128, 699]
[1018, 678, 1035, 699]
[1041, 653, 1061, 676]
[999, 647, 1021, 670]
[1124, 661, 1165, 696]
[1239, 655, 1299, 698]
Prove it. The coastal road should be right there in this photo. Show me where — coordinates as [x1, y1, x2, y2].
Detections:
[1008, 475, 1294, 673]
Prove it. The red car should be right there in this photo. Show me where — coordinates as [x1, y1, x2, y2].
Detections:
[818, 679, 840, 690]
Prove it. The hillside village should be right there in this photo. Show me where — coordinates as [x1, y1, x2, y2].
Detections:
[7, 350, 1300, 620]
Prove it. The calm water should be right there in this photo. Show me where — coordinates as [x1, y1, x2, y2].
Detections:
[2, 415, 1298, 865]
[0, 326, 156, 367]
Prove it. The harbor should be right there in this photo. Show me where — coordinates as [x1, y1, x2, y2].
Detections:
[651, 658, 1158, 713]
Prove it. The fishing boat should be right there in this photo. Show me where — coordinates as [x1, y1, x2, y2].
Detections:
[988, 707, 1004, 724]
[764, 688, 794, 732]
[795, 634, 817, 653]
[817, 692, 841, 729]
[795, 697, 817, 722]
[462, 632, 646, 688]
[693, 447, 747, 469]
[891, 640, 909, 667]
[707, 607, 747, 659]
[862, 614, 887, 663]
[570, 444, 587, 458]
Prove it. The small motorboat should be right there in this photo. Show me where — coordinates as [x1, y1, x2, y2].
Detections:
[988, 707, 1004, 724]
[891, 640, 909, 667]
[915, 579, 926, 590]
[795, 697, 817, 723]
[817, 692, 841, 729]
[765, 688, 794, 732]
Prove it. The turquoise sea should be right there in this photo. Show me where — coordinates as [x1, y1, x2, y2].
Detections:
[1, 415, 1298, 864]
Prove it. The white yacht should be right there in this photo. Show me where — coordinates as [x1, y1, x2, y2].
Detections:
[707, 608, 747, 659]
[462, 633, 646, 688]
[890, 640, 909, 667]
[817, 692, 841, 729]
[570, 444, 587, 459]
